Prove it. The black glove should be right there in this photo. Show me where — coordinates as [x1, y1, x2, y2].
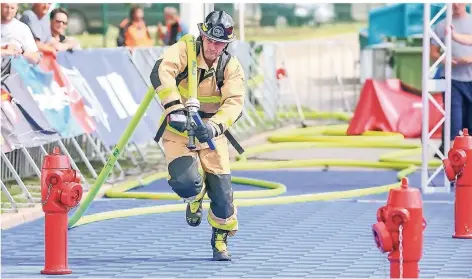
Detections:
[167, 110, 187, 133]
[195, 122, 216, 143]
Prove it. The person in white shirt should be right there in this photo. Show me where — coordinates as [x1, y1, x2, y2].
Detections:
[20, 3, 57, 55]
[447, 24, 472, 46]
[1, 3, 40, 64]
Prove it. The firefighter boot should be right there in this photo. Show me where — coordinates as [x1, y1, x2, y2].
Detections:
[211, 227, 231, 261]
[186, 198, 203, 227]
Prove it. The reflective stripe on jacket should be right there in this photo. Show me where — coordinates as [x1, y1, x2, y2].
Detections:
[151, 40, 246, 147]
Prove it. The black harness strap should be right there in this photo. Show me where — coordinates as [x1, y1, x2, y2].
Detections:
[153, 36, 243, 154]
[197, 111, 244, 155]
[153, 117, 168, 144]
[223, 130, 245, 155]
[154, 111, 244, 155]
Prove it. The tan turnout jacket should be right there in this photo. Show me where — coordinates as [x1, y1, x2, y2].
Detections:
[152, 40, 246, 148]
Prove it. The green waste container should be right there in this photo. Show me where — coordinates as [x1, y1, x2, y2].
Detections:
[334, 3, 353, 22]
[407, 35, 423, 47]
[359, 28, 368, 51]
[392, 46, 423, 91]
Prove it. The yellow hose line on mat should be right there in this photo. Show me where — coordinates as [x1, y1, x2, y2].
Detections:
[70, 112, 442, 228]
[106, 175, 287, 200]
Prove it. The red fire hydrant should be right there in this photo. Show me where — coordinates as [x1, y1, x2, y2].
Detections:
[443, 128, 472, 239]
[372, 177, 426, 279]
[41, 147, 83, 275]
[276, 67, 287, 80]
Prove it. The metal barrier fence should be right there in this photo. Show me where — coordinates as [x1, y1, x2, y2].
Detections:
[271, 38, 362, 113]
[1, 37, 361, 212]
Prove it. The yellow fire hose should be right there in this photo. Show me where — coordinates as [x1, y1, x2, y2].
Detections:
[69, 111, 442, 228]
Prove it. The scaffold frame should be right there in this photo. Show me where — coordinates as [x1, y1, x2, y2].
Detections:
[421, 3, 452, 194]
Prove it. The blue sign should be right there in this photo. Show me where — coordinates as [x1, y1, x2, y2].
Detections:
[57, 49, 160, 145]
[9, 57, 84, 139]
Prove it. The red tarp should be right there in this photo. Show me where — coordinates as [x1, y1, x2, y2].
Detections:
[347, 79, 444, 139]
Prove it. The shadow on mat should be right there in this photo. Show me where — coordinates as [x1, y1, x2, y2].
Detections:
[68, 257, 216, 263]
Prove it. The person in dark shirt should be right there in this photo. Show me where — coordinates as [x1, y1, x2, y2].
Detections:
[49, 8, 79, 51]
[156, 6, 188, 46]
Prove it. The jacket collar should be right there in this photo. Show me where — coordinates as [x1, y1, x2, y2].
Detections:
[197, 48, 220, 71]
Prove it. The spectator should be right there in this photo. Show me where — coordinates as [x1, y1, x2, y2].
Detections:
[49, 8, 80, 51]
[116, 6, 153, 47]
[431, 3, 472, 156]
[1, 3, 40, 64]
[19, 3, 56, 54]
[157, 6, 188, 46]
[447, 24, 472, 46]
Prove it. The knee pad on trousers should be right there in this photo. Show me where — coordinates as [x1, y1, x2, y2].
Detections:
[205, 173, 235, 219]
[167, 156, 203, 199]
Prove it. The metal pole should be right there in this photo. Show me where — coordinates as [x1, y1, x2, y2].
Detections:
[102, 4, 108, 47]
[20, 146, 41, 178]
[278, 43, 306, 125]
[70, 137, 98, 179]
[180, 3, 205, 37]
[132, 142, 147, 163]
[125, 143, 142, 173]
[40, 145, 48, 156]
[421, 3, 431, 194]
[443, 3, 453, 192]
[238, 3, 245, 42]
[421, 3, 451, 194]
[127, 48, 167, 154]
[240, 106, 256, 128]
[85, 134, 117, 183]
[1, 152, 34, 203]
[1, 180, 18, 212]
[203, 3, 214, 16]
[56, 140, 90, 189]
[244, 96, 266, 126]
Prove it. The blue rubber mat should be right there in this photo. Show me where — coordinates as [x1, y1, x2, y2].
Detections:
[75, 170, 452, 218]
[407, 171, 447, 187]
[356, 171, 455, 202]
[129, 170, 400, 196]
[2, 201, 471, 278]
[80, 170, 401, 216]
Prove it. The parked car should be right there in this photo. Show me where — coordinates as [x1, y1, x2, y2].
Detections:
[259, 3, 334, 28]
[60, 3, 178, 35]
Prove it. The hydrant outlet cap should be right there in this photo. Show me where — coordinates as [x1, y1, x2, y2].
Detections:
[401, 177, 408, 188]
[53, 147, 61, 155]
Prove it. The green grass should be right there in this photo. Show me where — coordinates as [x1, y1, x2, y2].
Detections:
[74, 22, 366, 49]
[243, 22, 366, 42]
[0, 157, 151, 212]
[1, 185, 23, 203]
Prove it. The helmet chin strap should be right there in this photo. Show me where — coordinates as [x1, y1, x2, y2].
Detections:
[198, 34, 230, 62]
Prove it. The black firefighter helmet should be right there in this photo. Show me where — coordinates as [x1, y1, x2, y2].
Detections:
[197, 10, 235, 43]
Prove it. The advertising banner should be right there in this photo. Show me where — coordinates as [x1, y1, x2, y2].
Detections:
[103, 48, 162, 134]
[130, 47, 165, 87]
[58, 64, 117, 145]
[39, 51, 96, 134]
[8, 56, 85, 139]
[57, 49, 157, 145]
[1, 73, 61, 152]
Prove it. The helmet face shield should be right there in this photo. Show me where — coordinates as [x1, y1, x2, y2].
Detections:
[198, 11, 235, 43]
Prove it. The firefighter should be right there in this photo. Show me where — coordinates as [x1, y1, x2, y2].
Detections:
[150, 10, 245, 261]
